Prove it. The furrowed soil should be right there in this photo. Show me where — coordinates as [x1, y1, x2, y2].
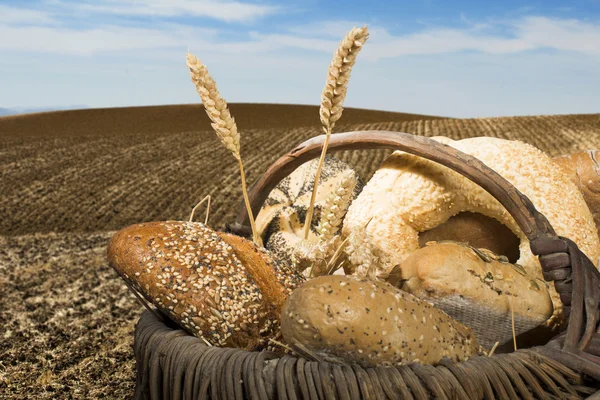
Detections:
[2, 104, 600, 398]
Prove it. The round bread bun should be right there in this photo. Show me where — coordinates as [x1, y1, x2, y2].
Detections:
[107, 221, 305, 349]
[417, 211, 521, 262]
[342, 136, 600, 326]
[280, 275, 481, 367]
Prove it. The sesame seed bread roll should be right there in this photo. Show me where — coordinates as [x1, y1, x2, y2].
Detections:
[387, 242, 553, 348]
[107, 221, 305, 349]
[280, 275, 481, 367]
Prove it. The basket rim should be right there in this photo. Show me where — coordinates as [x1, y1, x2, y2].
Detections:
[133, 309, 600, 399]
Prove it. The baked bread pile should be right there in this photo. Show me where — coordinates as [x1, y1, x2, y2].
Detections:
[108, 219, 485, 362]
[107, 139, 600, 366]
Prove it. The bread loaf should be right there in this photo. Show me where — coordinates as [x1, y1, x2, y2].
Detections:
[388, 242, 553, 348]
[107, 221, 305, 349]
[280, 275, 481, 367]
[386, 151, 600, 263]
[418, 212, 521, 262]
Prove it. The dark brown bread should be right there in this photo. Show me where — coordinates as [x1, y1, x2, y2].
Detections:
[107, 221, 304, 349]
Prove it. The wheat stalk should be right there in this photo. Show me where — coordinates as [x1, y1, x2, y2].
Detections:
[188, 194, 211, 225]
[316, 170, 357, 241]
[186, 52, 262, 246]
[303, 26, 369, 239]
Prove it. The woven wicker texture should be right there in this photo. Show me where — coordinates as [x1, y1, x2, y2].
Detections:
[134, 311, 598, 399]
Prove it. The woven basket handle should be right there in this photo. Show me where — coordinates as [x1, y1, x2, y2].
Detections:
[230, 131, 555, 239]
[228, 130, 600, 377]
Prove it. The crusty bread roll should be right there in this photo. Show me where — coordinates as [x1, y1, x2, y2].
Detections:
[280, 275, 481, 367]
[342, 136, 600, 327]
[388, 242, 552, 348]
[107, 221, 305, 349]
[553, 150, 600, 236]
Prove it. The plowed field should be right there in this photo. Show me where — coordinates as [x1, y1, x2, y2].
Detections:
[2, 104, 600, 398]
[2, 106, 600, 237]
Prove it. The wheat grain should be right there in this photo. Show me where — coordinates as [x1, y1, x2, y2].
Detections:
[186, 52, 262, 246]
[303, 26, 369, 239]
[320, 26, 369, 134]
[326, 236, 350, 275]
[186, 53, 241, 157]
[317, 170, 357, 241]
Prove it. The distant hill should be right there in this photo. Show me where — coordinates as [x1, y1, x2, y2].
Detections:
[2, 103, 600, 236]
[0, 103, 442, 138]
[0, 105, 87, 118]
[0, 108, 15, 117]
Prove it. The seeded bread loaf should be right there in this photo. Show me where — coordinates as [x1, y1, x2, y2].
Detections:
[280, 275, 481, 367]
[388, 242, 553, 348]
[107, 221, 305, 349]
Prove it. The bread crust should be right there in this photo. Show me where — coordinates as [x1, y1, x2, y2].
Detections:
[554, 150, 600, 237]
[281, 275, 481, 367]
[388, 242, 552, 348]
[107, 221, 304, 349]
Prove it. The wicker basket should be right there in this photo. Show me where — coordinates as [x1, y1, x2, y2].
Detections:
[132, 131, 600, 399]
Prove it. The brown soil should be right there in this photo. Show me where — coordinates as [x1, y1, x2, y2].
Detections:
[3, 103, 600, 398]
[0, 231, 140, 399]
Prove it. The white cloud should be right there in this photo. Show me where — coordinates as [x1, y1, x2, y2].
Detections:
[0, 4, 56, 24]
[254, 16, 600, 60]
[0, 24, 217, 55]
[3, 2, 600, 59]
[48, 0, 280, 23]
[515, 16, 600, 55]
[284, 20, 369, 38]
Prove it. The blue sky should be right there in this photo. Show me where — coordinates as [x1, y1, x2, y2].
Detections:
[1, 1, 600, 118]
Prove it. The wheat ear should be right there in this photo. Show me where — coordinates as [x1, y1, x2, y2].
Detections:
[316, 170, 357, 241]
[186, 52, 262, 247]
[303, 26, 369, 239]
